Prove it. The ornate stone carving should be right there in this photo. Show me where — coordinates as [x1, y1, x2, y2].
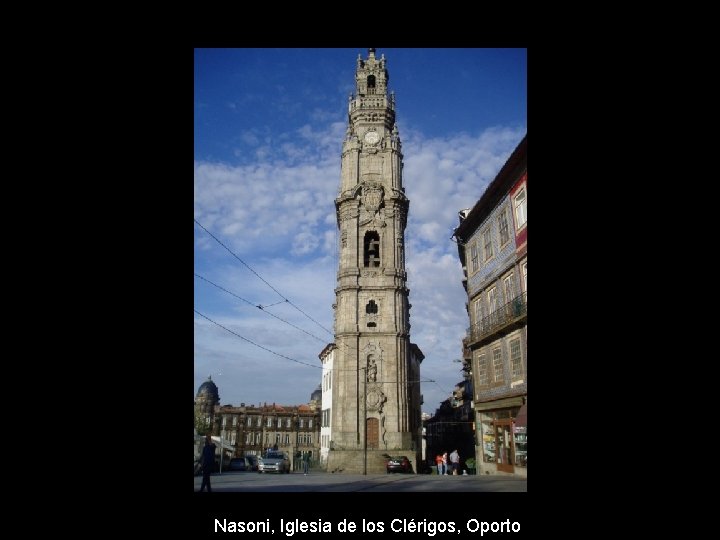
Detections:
[367, 355, 377, 382]
[396, 233, 404, 268]
[362, 183, 383, 214]
[366, 383, 386, 412]
[339, 205, 358, 222]
[362, 344, 385, 412]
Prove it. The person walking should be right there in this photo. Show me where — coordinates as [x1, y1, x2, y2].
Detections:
[449, 449, 460, 475]
[302, 452, 310, 475]
[198, 434, 217, 492]
[435, 453, 444, 475]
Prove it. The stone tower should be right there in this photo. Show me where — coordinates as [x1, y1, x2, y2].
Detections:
[327, 48, 422, 474]
[194, 375, 219, 434]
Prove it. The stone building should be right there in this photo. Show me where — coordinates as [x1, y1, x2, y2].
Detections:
[194, 375, 219, 433]
[326, 48, 423, 474]
[452, 134, 527, 477]
[194, 379, 321, 470]
[424, 377, 475, 474]
[216, 401, 321, 470]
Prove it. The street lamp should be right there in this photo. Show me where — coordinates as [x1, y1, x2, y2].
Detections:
[363, 366, 367, 476]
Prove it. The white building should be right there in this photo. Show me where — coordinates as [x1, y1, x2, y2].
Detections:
[319, 343, 335, 466]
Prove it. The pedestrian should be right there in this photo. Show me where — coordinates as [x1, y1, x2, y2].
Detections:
[198, 434, 216, 492]
[302, 452, 310, 475]
[442, 452, 448, 475]
[449, 449, 460, 475]
[435, 453, 444, 475]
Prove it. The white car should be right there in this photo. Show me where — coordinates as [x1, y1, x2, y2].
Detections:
[258, 451, 290, 473]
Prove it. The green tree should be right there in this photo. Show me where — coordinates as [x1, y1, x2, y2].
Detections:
[194, 412, 212, 436]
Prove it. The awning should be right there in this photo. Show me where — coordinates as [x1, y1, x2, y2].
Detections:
[514, 403, 527, 427]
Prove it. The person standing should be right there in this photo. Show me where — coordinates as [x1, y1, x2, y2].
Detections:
[449, 449, 460, 475]
[442, 452, 448, 475]
[302, 452, 310, 475]
[198, 434, 217, 492]
[435, 453, 444, 475]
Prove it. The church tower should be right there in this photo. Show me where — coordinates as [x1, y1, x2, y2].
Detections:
[327, 48, 423, 474]
[194, 375, 220, 435]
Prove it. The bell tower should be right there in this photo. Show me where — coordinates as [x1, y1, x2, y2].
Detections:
[327, 48, 422, 474]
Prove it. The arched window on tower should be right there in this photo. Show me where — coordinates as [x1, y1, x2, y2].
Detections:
[364, 231, 380, 267]
[367, 75, 376, 95]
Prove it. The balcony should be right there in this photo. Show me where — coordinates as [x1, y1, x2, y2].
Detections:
[467, 292, 527, 347]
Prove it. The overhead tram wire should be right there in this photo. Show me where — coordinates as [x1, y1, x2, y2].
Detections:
[194, 309, 373, 375]
[194, 309, 322, 370]
[194, 218, 334, 336]
[432, 380, 451, 396]
[193, 279, 366, 369]
[194, 220, 428, 374]
[194, 271, 362, 361]
[194, 217, 362, 361]
[194, 273, 327, 345]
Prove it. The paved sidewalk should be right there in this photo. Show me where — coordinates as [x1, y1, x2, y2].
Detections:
[194, 471, 527, 492]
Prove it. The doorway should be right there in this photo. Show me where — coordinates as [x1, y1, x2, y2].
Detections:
[367, 417, 379, 449]
[494, 420, 515, 473]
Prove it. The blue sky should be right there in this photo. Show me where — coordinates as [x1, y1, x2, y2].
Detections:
[194, 48, 526, 414]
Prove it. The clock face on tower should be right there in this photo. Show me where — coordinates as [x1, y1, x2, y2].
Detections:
[364, 131, 380, 145]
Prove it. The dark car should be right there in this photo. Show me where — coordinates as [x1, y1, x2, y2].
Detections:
[386, 456, 414, 474]
[228, 457, 250, 471]
[245, 455, 258, 471]
[417, 461, 434, 474]
[194, 456, 223, 475]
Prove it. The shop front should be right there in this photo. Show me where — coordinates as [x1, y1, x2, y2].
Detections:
[475, 396, 526, 477]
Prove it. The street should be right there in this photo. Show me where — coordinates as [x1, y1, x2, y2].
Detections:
[194, 471, 527, 492]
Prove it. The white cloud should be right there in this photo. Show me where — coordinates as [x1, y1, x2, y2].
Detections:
[240, 130, 259, 146]
[403, 125, 526, 252]
[291, 231, 319, 255]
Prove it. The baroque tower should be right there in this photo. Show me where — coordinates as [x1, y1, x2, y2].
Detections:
[327, 49, 423, 474]
[195, 375, 219, 434]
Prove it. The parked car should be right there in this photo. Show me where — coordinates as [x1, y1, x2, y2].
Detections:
[386, 456, 414, 474]
[245, 455, 258, 471]
[258, 451, 290, 473]
[228, 457, 250, 471]
[417, 461, 434, 474]
[194, 454, 232, 474]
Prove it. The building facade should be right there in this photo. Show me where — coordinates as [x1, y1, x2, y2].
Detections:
[194, 375, 220, 434]
[452, 135, 527, 477]
[194, 380, 321, 470]
[326, 48, 423, 474]
[318, 343, 335, 466]
[424, 377, 475, 474]
[216, 402, 321, 470]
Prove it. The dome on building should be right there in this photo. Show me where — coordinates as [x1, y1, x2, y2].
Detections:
[311, 384, 322, 402]
[196, 375, 219, 402]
